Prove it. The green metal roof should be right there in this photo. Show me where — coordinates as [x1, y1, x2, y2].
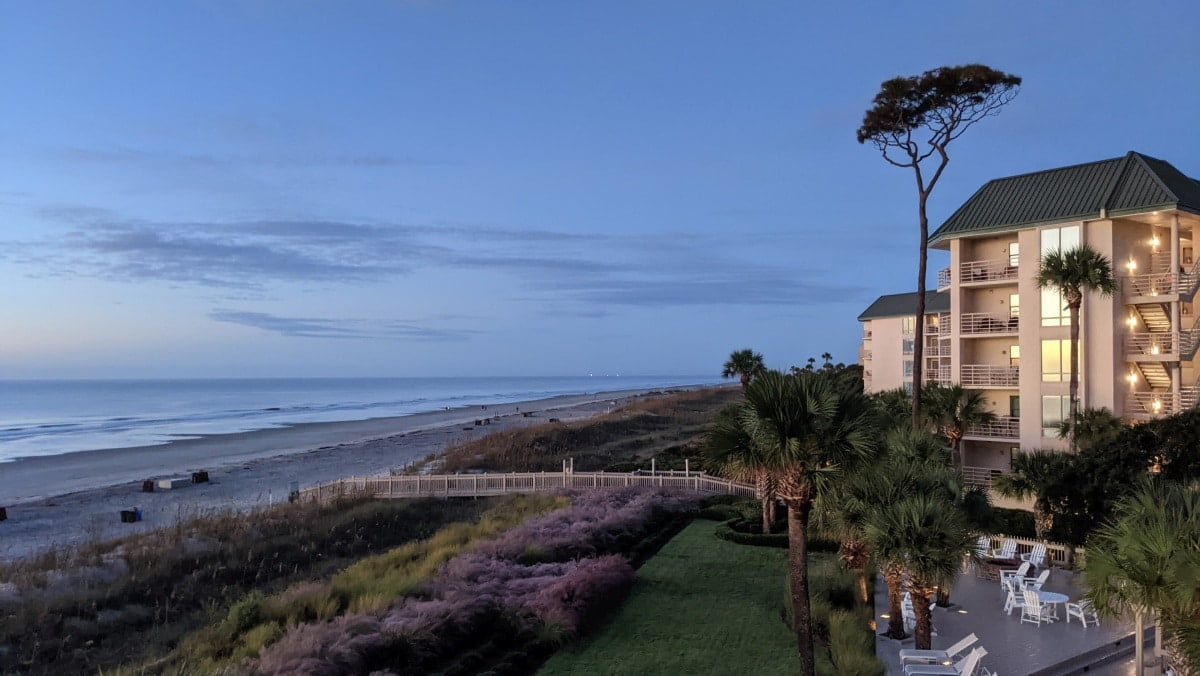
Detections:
[929, 151, 1200, 245]
[857, 291, 948, 321]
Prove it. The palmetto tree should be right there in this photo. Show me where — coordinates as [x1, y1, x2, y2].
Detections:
[740, 370, 877, 674]
[993, 450, 1073, 539]
[1059, 406, 1126, 452]
[722, 348, 766, 390]
[866, 492, 977, 650]
[1037, 245, 1115, 451]
[922, 383, 997, 469]
[703, 405, 779, 534]
[1085, 480, 1200, 674]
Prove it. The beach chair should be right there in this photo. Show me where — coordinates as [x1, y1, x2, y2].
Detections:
[999, 561, 1030, 589]
[1021, 542, 1048, 569]
[903, 647, 987, 676]
[1020, 589, 1053, 626]
[1022, 568, 1050, 591]
[899, 632, 978, 665]
[975, 536, 991, 557]
[989, 538, 1017, 559]
[1002, 579, 1025, 616]
[1065, 599, 1100, 628]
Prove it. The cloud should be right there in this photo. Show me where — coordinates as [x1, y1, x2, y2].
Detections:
[208, 310, 476, 341]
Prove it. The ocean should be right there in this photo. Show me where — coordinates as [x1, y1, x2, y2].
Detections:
[0, 376, 720, 462]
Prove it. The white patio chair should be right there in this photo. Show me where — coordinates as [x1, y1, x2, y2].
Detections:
[999, 561, 1030, 589]
[903, 647, 987, 676]
[1021, 542, 1048, 569]
[1065, 599, 1100, 628]
[1002, 579, 1025, 616]
[899, 632, 979, 665]
[1020, 589, 1052, 626]
[1022, 568, 1050, 591]
[975, 536, 992, 557]
[989, 538, 1016, 559]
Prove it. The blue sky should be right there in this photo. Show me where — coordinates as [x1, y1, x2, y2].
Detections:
[2, 1, 1199, 378]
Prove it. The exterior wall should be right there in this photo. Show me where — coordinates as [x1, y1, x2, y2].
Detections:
[860, 314, 912, 393]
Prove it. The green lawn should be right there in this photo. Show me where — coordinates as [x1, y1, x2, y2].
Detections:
[539, 520, 801, 676]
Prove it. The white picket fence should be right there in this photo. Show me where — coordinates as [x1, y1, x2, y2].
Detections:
[298, 470, 756, 502]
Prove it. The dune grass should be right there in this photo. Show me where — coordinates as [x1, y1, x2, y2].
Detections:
[538, 519, 801, 676]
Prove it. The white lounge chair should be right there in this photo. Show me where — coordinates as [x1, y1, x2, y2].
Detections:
[1021, 589, 1054, 626]
[899, 633, 979, 665]
[999, 561, 1030, 589]
[990, 538, 1017, 559]
[1002, 579, 1025, 616]
[1065, 599, 1100, 628]
[975, 536, 992, 557]
[903, 647, 987, 676]
[1021, 542, 1048, 569]
[1022, 568, 1050, 591]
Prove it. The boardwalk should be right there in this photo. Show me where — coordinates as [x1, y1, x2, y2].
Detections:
[299, 470, 756, 502]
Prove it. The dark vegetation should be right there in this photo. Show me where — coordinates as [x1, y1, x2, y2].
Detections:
[0, 495, 497, 674]
[433, 387, 739, 474]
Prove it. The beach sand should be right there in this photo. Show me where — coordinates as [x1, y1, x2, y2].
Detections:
[0, 388, 672, 561]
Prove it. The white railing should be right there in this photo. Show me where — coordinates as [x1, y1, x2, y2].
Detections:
[966, 416, 1021, 440]
[861, 350, 872, 361]
[961, 364, 1019, 387]
[1122, 271, 1200, 298]
[923, 367, 952, 383]
[977, 534, 1079, 568]
[1124, 332, 1176, 357]
[298, 470, 758, 502]
[925, 343, 944, 357]
[962, 465, 1008, 489]
[937, 266, 952, 291]
[960, 259, 1018, 284]
[961, 313, 1019, 335]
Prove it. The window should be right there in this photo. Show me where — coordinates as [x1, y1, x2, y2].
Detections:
[1040, 225, 1080, 256]
[1009, 344, 1021, 367]
[1009, 293, 1020, 319]
[902, 339, 915, 355]
[1041, 287, 1068, 327]
[1041, 339, 1074, 382]
[1008, 242, 1020, 267]
[903, 382, 914, 395]
[902, 316, 915, 334]
[1009, 396, 1020, 419]
[1042, 395, 1068, 437]
[903, 360, 914, 377]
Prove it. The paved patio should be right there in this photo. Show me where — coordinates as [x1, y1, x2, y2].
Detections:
[874, 565, 1139, 675]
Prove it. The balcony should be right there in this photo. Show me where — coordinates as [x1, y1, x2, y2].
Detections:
[959, 258, 1018, 286]
[922, 366, 952, 383]
[1122, 271, 1199, 300]
[961, 312, 1019, 336]
[1124, 332, 1176, 359]
[860, 349, 872, 361]
[937, 266, 951, 291]
[1127, 388, 1200, 419]
[962, 465, 1011, 490]
[960, 364, 1019, 388]
[965, 416, 1020, 440]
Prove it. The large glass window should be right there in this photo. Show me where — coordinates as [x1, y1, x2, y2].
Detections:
[1042, 395, 1068, 437]
[902, 316, 915, 334]
[903, 360, 914, 377]
[1041, 287, 1068, 327]
[1009, 344, 1021, 367]
[1009, 396, 1020, 418]
[1040, 225, 1081, 256]
[902, 339, 915, 355]
[1041, 339, 1074, 382]
[1008, 242, 1020, 267]
[1009, 293, 1021, 319]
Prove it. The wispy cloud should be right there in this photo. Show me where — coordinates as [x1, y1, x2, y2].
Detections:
[208, 310, 476, 341]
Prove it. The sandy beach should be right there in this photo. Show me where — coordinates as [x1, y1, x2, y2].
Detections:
[0, 387, 676, 561]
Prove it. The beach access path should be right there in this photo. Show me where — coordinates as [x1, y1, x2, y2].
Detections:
[0, 388, 672, 561]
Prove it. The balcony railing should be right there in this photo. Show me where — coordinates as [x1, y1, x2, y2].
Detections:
[962, 465, 1010, 489]
[960, 259, 1018, 285]
[966, 416, 1020, 440]
[937, 266, 951, 291]
[1124, 332, 1176, 357]
[922, 366, 952, 383]
[861, 350, 872, 361]
[961, 313, 1019, 335]
[1122, 271, 1199, 299]
[960, 364, 1019, 388]
[1127, 388, 1200, 418]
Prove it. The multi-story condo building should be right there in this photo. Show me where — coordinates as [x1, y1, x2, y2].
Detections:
[859, 151, 1200, 489]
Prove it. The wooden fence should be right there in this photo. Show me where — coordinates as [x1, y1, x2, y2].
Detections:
[979, 533, 1082, 568]
[298, 471, 757, 502]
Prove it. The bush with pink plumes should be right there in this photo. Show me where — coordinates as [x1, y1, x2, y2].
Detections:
[252, 488, 696, 675]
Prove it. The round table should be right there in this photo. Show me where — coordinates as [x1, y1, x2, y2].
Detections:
[1036, 591, 1069, 621]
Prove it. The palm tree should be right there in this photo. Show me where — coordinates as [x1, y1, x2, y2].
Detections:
[740, 370, 877, 674]
[866, 493, 976, 650]
[1037, 245, 1115, 451]
[871, 387, 914, 432]
[1059, 406, 1126, 452]
[993, 450, 1074, 539]
[1085, 480, 1200, 674]
[722, 348, 766, 390]
[922, 383, 997, 469]
[703, 405, 779, 534]
[820, 352, 833, 369]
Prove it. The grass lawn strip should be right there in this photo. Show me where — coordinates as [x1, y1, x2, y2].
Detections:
[539, 519, 800, 676]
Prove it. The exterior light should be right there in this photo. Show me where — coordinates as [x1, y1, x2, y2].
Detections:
[1151, 235, 1161, 248]
[1151, 344, 1161, 355]
[1127, 258, 1138, 272]
[1152, 399, 1163, 412]
[1128, 372, 1138, 386]
[1127, 314, 1138, 328]
[879, 613, 890, 619]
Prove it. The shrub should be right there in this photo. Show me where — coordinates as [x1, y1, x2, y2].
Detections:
[827, 609, 885, 675]
[992, 508, 1037, 539]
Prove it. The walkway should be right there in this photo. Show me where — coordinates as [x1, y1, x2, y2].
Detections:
[874, 565, 1137, 675]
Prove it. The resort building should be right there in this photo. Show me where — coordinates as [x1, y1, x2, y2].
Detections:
[859, 151, 1200, 488]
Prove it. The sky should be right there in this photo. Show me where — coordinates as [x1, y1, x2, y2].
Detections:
[2, 1, 1199, 379]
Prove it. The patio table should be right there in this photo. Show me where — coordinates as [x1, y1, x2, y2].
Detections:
[1038, 591, 1069, 621]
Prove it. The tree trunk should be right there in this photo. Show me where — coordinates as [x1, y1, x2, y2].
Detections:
[855, 568, 869, 607]
[761, 495, 772, 534]
[788, 501, 816, 676]
[741, 373, 750, 391]
[936, 581, 951, 608]
[1068, 301, 1081, 452]
[768, 498, 777, 530]
[911, 192, 928, 430]
[950, 437, 962, 471]
[911, 586, 935, 650]
[884, 564, 906, 639]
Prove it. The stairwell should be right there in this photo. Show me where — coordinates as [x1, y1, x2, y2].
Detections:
[1133, 303, 1171, 332]
[1135, 361, 1172, 390]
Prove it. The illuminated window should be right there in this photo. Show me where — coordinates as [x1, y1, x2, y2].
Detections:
[1009, 293, 1020, 319]
[1041, 287, 1069, 327]
[1009, 345, 1021, 367]
[1040, 225, 1080, 256]
[1042, 395, 1069, 437]
[1008, 242, 1020, 267]
[1041, 339, 1075, 382]
[902, 316, 915, 334]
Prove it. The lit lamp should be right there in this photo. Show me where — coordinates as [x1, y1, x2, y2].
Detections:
[1151, 344, 1161, 355]
[1127, 258, 1138, 273]
[1152, 399, 1163, 413]
[1127, 372, 1138, 386]
[1151, 235, 1161, 249]
[1127, 314, 1138, 329]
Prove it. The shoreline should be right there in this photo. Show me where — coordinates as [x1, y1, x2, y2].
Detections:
[0, 385, 717, 560]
